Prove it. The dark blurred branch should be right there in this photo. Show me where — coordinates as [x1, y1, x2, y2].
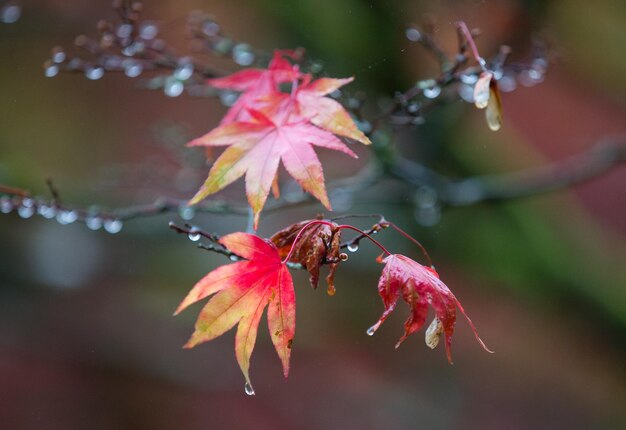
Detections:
[390, 135, 626, 206]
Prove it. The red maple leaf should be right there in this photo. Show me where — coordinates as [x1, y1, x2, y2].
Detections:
[174, 232, 295, 394]
[207, 50, 301, 125]
[369, 254, 492, 363]
[189, 106, 359, 228]
[189, 51, 370, 228]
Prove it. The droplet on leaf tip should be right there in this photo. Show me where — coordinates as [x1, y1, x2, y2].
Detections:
[326, 284, 336, 296]
[244, 382, 255, 396]
[366, 322, 380, 336]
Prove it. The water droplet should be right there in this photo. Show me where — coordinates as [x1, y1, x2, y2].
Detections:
[244, 382, 255, 396]
[86, 216, 103, 231]
[498, 75, 517, 93]
[17, 205, 34, 219]
[139, 22, 158, 40]
[21, 198, 34, 208]
[326, 284, 336, 296]
[202, 20, 220, 37]
[45, 64, 60, 78]
[37, 204, 56, 219]
[213, 38, 233, 55]
[366, 323, 380, 336]
[51, 47, 66, 64]
[218, 90, 238, 107]
[164, 77, 184, 97]
[116, 23, 133, 39]
[85, 66, 104, 81]
[174, 62, 194, 81]
[56, 210, 78, 225]
[229, 255, 238, 261]
[232, 43, 255, 66]
[187, 228, 201, 242]
[407, 102, 420, 114]
[423, 85, 441, 99]
[347, 243, 359, 253]
[124, 61, 143, 78]
[405, 28, 421, 42]
[1, 196, 13, 213]
[103, 218, 123, 234]
[460, 73, 478, 85]
[178, 206, 195, 221]
[1, 4, 21, 24]
[458, 84, 474, 103]
[519, 69, 542, 87]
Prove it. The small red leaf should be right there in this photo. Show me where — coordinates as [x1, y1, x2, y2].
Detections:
[370, 254, 492, 363]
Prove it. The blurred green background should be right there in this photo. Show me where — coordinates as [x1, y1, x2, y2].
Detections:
[1, 1, 625, 429]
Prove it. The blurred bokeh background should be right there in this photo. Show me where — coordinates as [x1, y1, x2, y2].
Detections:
[1, 0, 625, 429]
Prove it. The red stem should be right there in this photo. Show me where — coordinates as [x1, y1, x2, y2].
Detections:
[336, 224, 392, 256]
[281, 220, 392, 265]
[455, 21, 486, 71]
[387, 222, 433, 268]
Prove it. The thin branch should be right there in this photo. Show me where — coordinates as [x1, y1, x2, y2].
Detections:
[390, 136, 626, 206]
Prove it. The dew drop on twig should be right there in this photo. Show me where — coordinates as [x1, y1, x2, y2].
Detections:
[187, 229, 201, 242]
[103, 218, 123, 234]
[244, 382, 255, 396]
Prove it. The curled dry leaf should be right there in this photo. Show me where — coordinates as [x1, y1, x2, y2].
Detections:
[270, 218, 342, 294]
[368, 254, 492, 363]
[473, 71, 503, 131]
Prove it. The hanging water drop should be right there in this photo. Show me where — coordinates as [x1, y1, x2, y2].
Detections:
[86, 215, 103, 231]
[405, 28, 421, 42]
[51, 47, 66, 64]
[347, 243, 359, 253]
[116, 23, 133, 39]
[17, 205, 34, 219]
[38, 204, 56, 219]
[174, 61, 194, 81]
[232, 43, 254, 66]
[1, 4, 21, 24]
[45, 64, 59, 78]
[423, 85, 441, 99]
[366, 323, 379, 336]
[139, 22, 158, 40]
[178, 206, 195, 221]
[85, 66, 104, 81]
[244, 382, 255, 396]
[164, 77, 184, 97]
[104, 218, 123, 234]
[219, 90, 238, 107]
[1, 196, 13, 214]
[326, 284, 336, 297]
[57, 210, 78, 225]
[124, 61, 143, 78]
[187, 229, 201, 242]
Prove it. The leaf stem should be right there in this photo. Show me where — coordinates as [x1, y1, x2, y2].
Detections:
[386, 222, 433, 268]
[455, 21, 486, 70]
[336, 224, 392, 257]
